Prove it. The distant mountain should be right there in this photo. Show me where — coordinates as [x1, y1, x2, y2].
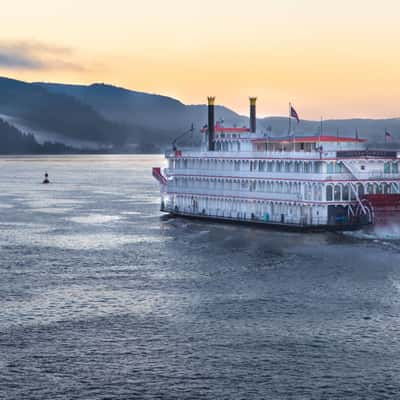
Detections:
[0, 75, 399, 154]
[34, 82, 248, 133]
[34, 80, 400, 146]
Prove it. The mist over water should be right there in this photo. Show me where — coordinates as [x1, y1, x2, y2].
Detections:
[1, 155, 400, 399]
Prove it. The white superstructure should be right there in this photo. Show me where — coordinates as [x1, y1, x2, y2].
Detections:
[153, 98, 400, 230]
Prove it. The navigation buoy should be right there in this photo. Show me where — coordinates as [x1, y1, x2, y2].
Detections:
[42, 172, 50, 184]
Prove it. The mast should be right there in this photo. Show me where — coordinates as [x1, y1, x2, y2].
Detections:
[319, 117, 323, 148]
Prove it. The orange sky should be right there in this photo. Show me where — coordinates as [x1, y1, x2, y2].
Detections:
[1, 0, 400, 119]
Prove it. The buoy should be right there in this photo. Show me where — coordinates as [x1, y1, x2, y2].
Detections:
[42, 172, 50, 184]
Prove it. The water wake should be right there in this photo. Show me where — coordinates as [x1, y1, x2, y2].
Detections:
[343, 223, 400, 244]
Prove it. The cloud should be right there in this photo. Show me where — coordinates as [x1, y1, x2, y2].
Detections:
[0, 50, 43, 69]
[0, 40, 85, 71]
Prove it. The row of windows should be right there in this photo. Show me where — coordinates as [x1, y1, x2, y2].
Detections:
[326, 182, 395, 201]
[384, 162, 399, 173]
[326, 162, 345, 174]
[173, 158, 323, 174]
[169, 195, 321, 224]
[172, 177, 323, 200]
[249, 160, 322, 173]
[173, 177, 304, 193]
[173, 158, 400, 176]
[172, 177, 399, 202]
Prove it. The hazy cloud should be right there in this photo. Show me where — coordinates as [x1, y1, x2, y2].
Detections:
[0, 40, 85, 71]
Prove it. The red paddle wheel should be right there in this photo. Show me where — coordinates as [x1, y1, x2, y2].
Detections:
[362, 194, 400, 227]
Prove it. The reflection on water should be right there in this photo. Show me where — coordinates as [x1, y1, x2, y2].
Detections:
[69, 214, 122, 224]
[1, 155, 400, 400]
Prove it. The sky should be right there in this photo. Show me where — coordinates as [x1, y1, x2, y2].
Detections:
[1, 0, 400, 119]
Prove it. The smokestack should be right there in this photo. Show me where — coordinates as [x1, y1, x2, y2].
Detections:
[208, 96, 215, 151]
[250, 97, 257, 133]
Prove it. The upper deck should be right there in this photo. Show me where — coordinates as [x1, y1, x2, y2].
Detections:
[167, 132, 400, 161]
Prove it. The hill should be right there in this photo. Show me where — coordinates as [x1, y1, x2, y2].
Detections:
[34, 82, 248, 133]
[0, 76, 399, 154]
[0, 77, 136, 149]
[0, 117, 76, 154]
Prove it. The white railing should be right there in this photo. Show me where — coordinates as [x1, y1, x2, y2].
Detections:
[327, 171, 400, 180]
[166, 150, 335, 160]
[167, 168, 325, 180]
[167, 187, 302, 201]
[168, 169, 345, 180]
[167, 169, 400, 182]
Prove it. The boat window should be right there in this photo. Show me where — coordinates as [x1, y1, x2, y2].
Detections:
[334, 185, 341, 201]
[384, 162, 390, 173]
[342, 185, 350, 201]
[326, 186, 333, 201]
[357, 184, 364, 197]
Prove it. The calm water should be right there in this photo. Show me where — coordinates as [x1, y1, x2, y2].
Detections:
[1, 155, 400, 400]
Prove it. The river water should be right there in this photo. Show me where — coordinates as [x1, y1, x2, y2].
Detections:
[1, 155, 400, 399]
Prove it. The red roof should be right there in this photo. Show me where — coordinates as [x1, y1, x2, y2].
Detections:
[252, 135, 367, 144]
[216, 127, 250, 133]
[201, 124, 250, 133]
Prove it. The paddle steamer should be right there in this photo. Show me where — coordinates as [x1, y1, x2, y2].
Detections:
[153, 98, 400, 230]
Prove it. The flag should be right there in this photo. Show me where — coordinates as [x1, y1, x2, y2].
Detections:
[385, 130, 393, 139]
[267, 125, 272, 132]
[290, 105, 300, 123]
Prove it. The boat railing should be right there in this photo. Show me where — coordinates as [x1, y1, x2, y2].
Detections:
[168, 187, 303, 201]
[165, 150, 336, 160]
[166, 169, 400, 181]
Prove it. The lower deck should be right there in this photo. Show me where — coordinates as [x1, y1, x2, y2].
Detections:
[161, 208, 367, 232]
[162, 193, 369, 228]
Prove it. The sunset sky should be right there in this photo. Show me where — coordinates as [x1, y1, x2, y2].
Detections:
[1, 0, 400, 119]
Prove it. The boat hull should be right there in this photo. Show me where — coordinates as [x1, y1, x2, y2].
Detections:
[161, 209, 367, 232]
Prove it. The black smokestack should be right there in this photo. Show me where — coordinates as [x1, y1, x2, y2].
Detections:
[250, 97, 257, 133]
[208, 96, 215, 151]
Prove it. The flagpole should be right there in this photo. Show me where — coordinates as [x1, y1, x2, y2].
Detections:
[320, 116, 323, 143]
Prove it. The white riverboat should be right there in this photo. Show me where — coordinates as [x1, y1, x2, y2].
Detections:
[153, 97, 400, 230]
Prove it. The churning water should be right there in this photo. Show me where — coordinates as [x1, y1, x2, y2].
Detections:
[1, 155, 400, 399]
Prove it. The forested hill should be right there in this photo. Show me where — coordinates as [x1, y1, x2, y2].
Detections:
[0, 118, 75, 154]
